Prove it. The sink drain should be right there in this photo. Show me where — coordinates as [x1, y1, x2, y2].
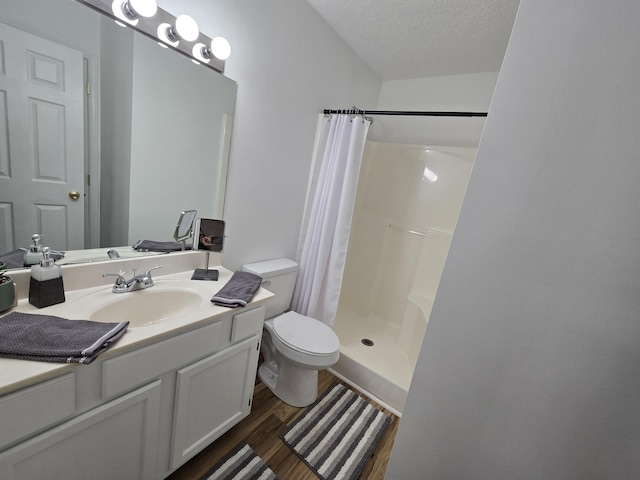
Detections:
[361, 338, 374, 347]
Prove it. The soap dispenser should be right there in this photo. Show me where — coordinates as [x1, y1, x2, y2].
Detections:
[29, 247, 65, 308]
[24, 234, 44, 266]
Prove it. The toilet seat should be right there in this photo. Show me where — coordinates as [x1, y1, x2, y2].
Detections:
[274, 311, 340, 354]
[267, 312, 340, 367]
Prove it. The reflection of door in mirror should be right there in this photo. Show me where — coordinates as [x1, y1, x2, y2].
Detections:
[0, 21, 85, 253]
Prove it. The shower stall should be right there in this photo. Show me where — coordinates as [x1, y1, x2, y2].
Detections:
[329, 139, 476, 415]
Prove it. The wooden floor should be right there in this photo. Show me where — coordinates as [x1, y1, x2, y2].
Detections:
[167, 370, 399, 479]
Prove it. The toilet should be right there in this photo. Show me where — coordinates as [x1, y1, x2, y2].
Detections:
[242, 258, 340, 407]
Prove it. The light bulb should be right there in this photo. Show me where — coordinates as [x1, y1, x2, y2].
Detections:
[210, 37, 231, 60]
[111, 0, 138, 26]
[157, 23, 179, 47]
[192, 43, 211, 63]
[127, 0, 157, 18]
[175, 15, 199, 42]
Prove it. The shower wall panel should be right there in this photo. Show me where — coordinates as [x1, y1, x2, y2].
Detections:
[339, 142, 476, 328]
[333, 140, 476, 413]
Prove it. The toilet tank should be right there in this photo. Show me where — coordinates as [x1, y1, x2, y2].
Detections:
[242, 258, 299, 319]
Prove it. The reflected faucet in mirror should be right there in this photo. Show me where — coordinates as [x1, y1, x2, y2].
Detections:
[191, 219, 225, 281]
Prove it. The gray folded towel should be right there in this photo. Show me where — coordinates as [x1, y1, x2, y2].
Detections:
[0, 312, 129, 364]
[133, 240, 187, 252]
[0, 249, 26, 269]
[211, 271, 262, 308]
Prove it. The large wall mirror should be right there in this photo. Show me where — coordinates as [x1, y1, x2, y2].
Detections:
[0, 0, 237, 269]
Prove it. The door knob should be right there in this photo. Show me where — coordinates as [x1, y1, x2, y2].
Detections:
[69, 191, 81, 200]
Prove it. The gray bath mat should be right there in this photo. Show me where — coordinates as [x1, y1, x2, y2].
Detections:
[280, 383, 391, 480]
[201, 442, 278, 480]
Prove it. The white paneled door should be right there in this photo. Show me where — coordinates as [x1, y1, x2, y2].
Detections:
[0, 21, 84, 253]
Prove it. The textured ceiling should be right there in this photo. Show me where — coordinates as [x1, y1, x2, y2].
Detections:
[306, 0, 520, 80]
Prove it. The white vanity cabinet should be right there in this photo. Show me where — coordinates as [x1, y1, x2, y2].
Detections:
[171, 335, 259, 469]
[171, 307, 265, 470]
[0, 381, 162, 480]
[0, 305, 265, 480]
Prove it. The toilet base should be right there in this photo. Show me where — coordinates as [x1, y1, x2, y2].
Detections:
[258, 360, 319, 407]
[258, 361, 278, 391]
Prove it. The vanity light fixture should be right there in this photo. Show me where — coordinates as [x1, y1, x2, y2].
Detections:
[76, 0, 229, 73]
[111, 0, 157, 26]
[157, 22, 179, 47]
[192, 43, 211, 63]
[209, 37, 231, 60]
[111, 0, 138, 26]
[193, 37, 231, 63]
[122, 0, 158, 19]
[164, 14, 200, 43]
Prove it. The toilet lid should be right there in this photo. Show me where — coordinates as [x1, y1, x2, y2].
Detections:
[273, 311, 340, 355]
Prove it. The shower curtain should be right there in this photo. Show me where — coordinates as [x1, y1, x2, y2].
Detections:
[291, 113, 371, 327]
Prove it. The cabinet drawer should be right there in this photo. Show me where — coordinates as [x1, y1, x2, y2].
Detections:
[0, 373, 75, 450]
[231, 307, 265, 342]
[102, 320, 224, 399]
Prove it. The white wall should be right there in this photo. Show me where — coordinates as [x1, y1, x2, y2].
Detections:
[387, 0, 640, 478]
[157, 0, 382, 271]
[371, 72, 498, 146]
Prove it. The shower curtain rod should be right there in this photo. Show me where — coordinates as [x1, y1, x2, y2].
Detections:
[323, 108, 487, 117]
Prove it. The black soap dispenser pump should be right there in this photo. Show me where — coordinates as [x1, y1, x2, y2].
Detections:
[29, 247, 65, 308]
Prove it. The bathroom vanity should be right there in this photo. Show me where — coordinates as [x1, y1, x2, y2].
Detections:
[0, 252, 271, 479]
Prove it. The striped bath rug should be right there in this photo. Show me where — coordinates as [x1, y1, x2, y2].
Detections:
[201, 443, 278, 480]
[280, 383, 391, 480]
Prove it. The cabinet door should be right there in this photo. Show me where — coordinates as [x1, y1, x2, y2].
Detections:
[0, 381, 161, 480]
[171, 335, 260, 469]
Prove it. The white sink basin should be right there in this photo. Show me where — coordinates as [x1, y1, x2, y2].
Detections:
[62, 286, 206, 328]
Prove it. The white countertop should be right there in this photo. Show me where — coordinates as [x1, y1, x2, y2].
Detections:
[0, 262, 272, 396]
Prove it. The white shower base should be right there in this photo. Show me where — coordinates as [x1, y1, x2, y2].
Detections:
[330, 306, 413, 417]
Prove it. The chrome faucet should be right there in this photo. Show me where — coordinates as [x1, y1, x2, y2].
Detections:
[103, 266, 162, 293]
